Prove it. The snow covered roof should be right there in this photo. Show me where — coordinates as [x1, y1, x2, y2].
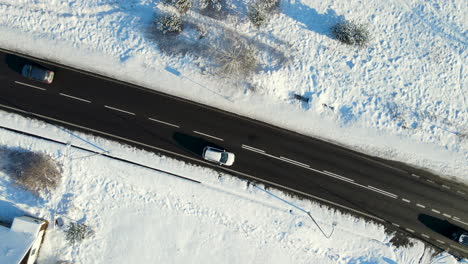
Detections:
[0, 225, 36, 264]
[0, 216, 47, 264]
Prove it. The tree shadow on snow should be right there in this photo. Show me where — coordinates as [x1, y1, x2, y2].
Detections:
[282, 1, 344, 37]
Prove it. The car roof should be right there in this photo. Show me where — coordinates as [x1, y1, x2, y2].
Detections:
[204, 148, 222, 161]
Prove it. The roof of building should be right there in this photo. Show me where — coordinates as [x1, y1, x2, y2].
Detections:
[0, 216, 46, 264]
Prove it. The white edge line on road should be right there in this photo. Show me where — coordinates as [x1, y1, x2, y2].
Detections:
[416, 203, 426, 208]
[104, 105, 136, 116]
[148, 117, 180, 128]
[14, 81, 46, 91]
[450, 244, 468, 254]
[241, 144, 265, 153]
[193, 130, 224, 141]
[367, 185, 398, 198]
[402, 198, 411, 203]
[405, 228, 415, 233]
[322, 170, 355, 183]
[0, 102, 385, 222]
[279, 156, 310, 168]
[453, 218, 468, 227]
[421, 234, 430, 238]
[431, 209, 440, 214]
[442, 213, 452, 218]
[59, 93, 91, 103]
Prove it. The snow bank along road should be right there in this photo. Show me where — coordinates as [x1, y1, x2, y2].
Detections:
[1, 49, 467, 257]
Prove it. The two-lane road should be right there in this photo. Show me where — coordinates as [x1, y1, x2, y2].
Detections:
[1, 49, 467, 257]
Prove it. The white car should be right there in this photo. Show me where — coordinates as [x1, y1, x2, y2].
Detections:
[202, 146, 235, 166]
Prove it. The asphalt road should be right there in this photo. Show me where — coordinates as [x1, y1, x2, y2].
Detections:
[1, 49, 467, 257]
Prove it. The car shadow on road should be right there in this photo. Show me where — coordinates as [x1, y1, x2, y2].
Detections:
[418, 213, 466, 240]
[4, 54, 29, 74]
[173, 132, 223, 157]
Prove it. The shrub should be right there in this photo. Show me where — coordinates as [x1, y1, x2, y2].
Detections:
[65, 222, 94, 244]
[258, 0, 280, 12]
[218, 42, 258, 76]
[200, 0, 222, 12]
[156, 14, 183, 35]
[164, 0, 192, 14]
[248, 4, 267, 27]
[5, 149, 61, 195]
[331, 21, 370, 47]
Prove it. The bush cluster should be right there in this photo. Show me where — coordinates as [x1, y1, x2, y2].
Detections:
[4, 149, 61, 195]
[331, 21, 370, 47]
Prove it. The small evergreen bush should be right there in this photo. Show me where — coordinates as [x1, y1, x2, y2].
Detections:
[65, 222, 94, 244]
[156, 14, 183, 35]
[164, 0, 192, 14]
[247, 4, 267, 27]
[331, 21, 370, 47]
[200, 0, 222, 12]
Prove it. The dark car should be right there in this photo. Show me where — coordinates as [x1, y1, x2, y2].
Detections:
[452, 230, 468, 246]
[21, 64, 54, 84]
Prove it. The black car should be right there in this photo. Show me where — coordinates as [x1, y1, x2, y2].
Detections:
[21, 64, 54, 84]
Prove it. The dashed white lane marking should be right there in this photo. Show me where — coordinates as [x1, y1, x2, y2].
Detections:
[148, 117, 180, 128]
[436, 239, 445, 244]
[14, 81, 46, 91]
[193, 130, 224, 141]
[443, 213, 452, 218]
[442, 185, 450, 189]
[416, 203, 426, 208]
[431, 209, 440, 214]
[0, 102, 388, 223]
[454, 216, 460, 220]
[406, 228, 415, 233]
[241, 144, 397, 199]
[367, 185, 398, 199]
[457, 190, 466, 195]
[421, 234, 430, 239]
[241, 144, 265, 154]
[59, 93, 91, 103]
[392, 223, 400, 227]
[402, 198, 411, 203]
[411, 173, 420, 178]
[426, 179, 435, 184]
[322, 171, 355, 183]
[104, 105, 136, 115]
[280, 156, 310, 168]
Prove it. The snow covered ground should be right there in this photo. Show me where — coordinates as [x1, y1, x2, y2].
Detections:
[0, 112, 464, 264]
[0, 0, 466, 181]
[0, 0, 467, 263]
